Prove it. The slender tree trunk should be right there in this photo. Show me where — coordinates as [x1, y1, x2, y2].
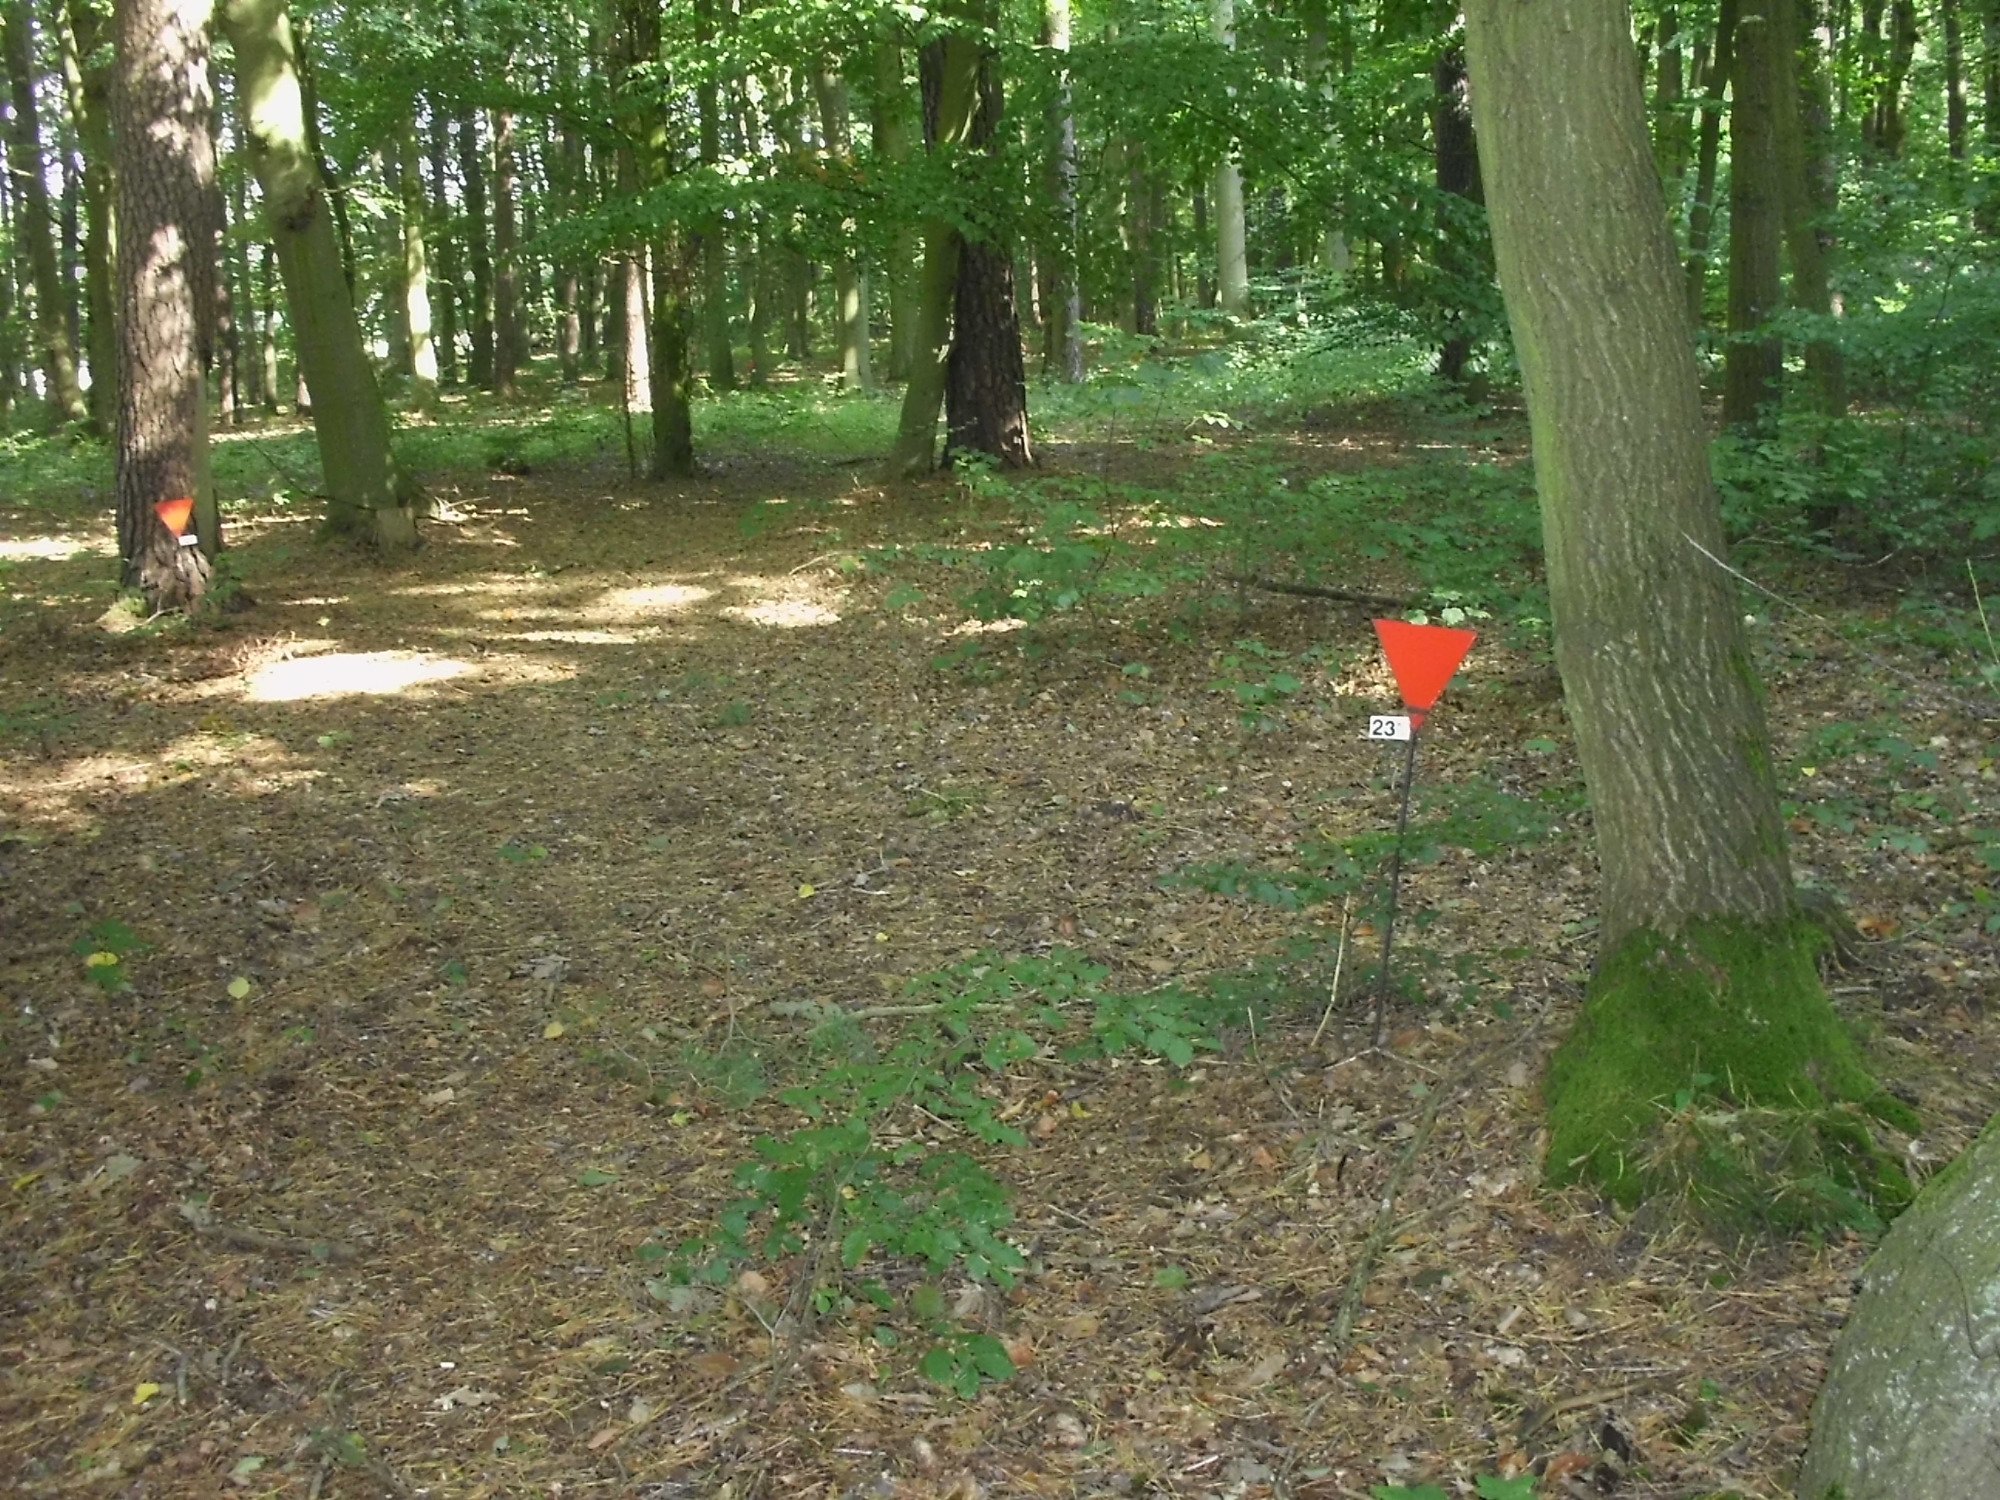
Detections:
[257, 242, 279, 408]
[221, 0, 416, 550]
[558, 125, 582, 384]
[1945, 0, 1970, 158]
[1463, 0, 1908, 1215]
[60, 0, 114, 429]
[616, 0, 690, 476]
[4, 0, 88, 426]
[1685, 0, 1736, 318]
[457, 108, 493, 387]
[1725, 0, 1786, 428]
[1781, 0, 1846, 417]
[694, 0, 734, 391]
[491, 108, 518, 392]
[1211, 0, 1250, 316]
[944, 13, 1031, 468]
[1653, 6, 1693, 198]
[873, 42, 922, 383]
[113, 0, 215, 607]
[427, 106, 459, 385]
[814, 69, 871, 391]
[890, 23, 981, 475]
[1040, 0, 1083, 381]
[399, 122, 437, 401]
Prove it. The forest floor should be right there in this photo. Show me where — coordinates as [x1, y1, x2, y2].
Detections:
[2, 365, 1997, 1500]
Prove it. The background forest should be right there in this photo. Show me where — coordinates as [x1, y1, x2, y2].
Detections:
[1, 0, 1998, 1496]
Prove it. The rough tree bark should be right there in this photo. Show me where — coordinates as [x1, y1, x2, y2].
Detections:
[1724, 0, 1785, 429]
[112, 0, 215, 608]
[5, 0, 89, 426]
[1462, 0, 1911, 1215]
[1800, 1114, 2000, 1500]
[222, 0, 416, 551]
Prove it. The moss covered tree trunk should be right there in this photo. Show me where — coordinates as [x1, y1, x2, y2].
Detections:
[112, 0, 215, 609]
[1462, 0, 1910, 1217]
[222, 0, 415, 552]
[1800, 1114, 2000, 1499]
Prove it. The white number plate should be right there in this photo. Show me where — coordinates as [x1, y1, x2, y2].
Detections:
[1367, 714, 1412, 742]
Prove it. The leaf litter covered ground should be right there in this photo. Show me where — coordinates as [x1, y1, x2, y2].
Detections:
[2, 390, 1997, 1500]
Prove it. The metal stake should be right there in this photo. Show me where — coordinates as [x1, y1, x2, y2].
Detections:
[1372, 727, 1421, 1047]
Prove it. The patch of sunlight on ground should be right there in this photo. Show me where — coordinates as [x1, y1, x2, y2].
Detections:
[947, 618, 1025, 637]
[394, 577, 562, 599]
[718, 574, 846, 630]
[590, 582, 717, 619]
[0, 536, 99, 561]
[0, 735, 316, 832]
[502, 628, 654, 646]
[243, 650, 475, 703]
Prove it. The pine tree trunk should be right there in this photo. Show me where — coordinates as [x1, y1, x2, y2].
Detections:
[1211, 0, 1250, 317]
[1685, 0, 1736, 317]
[399, 123, 437, 401]
[59, 0, 114, 430]
[112, 0, 215, 608]
[1464, 0, 1909, 1216]
[221, 0, 415, 551]
[1040, 0, 1083, 381]
[5, 0, 88, 426]
[491, 108, 519, 393]
[890, 26, 980, 475]
[1725, 0, 1786, 428]
[458, 108, 494, 388]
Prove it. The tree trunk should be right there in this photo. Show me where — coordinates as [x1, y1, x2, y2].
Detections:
[1211, 0, 1250, 317]
[257, 242, 279, 408]
[1780, 0, 1846, 417]
[427, 104, 459, 385]
[558, 125, 582, 384]
[1040, 0, 1083, 381]
[5, 0, 88, 426]
[1801, 1114, 2000, 1500]
[944, 22, 1031, 468]
[491, 108, 518, 393]
[221, 0, 415, 551]
[112, 0, 215, 608]
[399, 122, 437, 401]
[1463, 0, 1910, 1218]
[1653, 7, 1693, 198]
[814, 69, 871, 391]
[457, 108, 493, 388]
[1685, 0, 1736, 318]
[59, 0, 114, 429]
[873, 42, 922, 383]
[615, 0, 691, 477]
[1945, 0, 1970, 158]
[695, 0, 734, 391]
[1725, 0, 1785, 430]
[1432, 40, 1483, 384]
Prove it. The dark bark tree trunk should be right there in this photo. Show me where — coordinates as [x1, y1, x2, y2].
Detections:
[1725, 0, 1785, 429]
[1945, 0, 1970, 158]
[695, 0, 734, 391]
[5, 0, 88, 426]
[1464, 0, 1909, 1217]
[428, 104, 459, 385]
[457, 108, 494, 388]
[59, 0, 114, 430]
[112, 0, 215, 608]
[1781, 0, 1846, 418]
[1432, 40, 1483, 384]
[944, 24, 1031, 468]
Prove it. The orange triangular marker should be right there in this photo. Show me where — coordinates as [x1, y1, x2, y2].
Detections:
[154, 497, 195, 536]
[1373, 619, 1477, 725]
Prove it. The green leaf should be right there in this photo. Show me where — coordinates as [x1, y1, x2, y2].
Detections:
[1372, 1486, 1449, 1500]
[1476, 1476, 1540, 1500]
[578, 1168, 617, 1188]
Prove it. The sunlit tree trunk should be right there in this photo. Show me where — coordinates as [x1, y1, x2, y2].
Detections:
[890, 20, 980, 475]
[222, 0, 416, 550]
[1040, 0, 1083, 381]
[1464, 0, 1907, 1211]
[4, 0, 89, 426]
[558, 123, 582, 384]
[257, 242, 279, 409]
[398, 122, 437, 402]
[112, 0, 215, 608]
[1725, 0, 1785, 428]
[695, 0, 734, 391]
[616, 0, 691, 477]
[427, 106, 459, 385]
[1211, 0, 1250, 316]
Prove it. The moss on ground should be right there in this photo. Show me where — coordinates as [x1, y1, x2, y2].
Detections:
[1546, 916, 1918, 1233]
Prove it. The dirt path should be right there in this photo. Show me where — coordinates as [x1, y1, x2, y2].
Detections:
[2, 444, 1995, 1499]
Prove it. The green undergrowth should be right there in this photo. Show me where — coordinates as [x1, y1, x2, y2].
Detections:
[1546, 917, 1918, 1237]
[635, 949, 1290, 1396]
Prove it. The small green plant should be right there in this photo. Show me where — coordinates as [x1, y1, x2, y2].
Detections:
[75, 918, 147, 995]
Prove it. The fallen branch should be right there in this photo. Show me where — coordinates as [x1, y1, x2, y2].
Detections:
[1223, 573, 1414, 612]
[178, 1200, 361, 1264]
